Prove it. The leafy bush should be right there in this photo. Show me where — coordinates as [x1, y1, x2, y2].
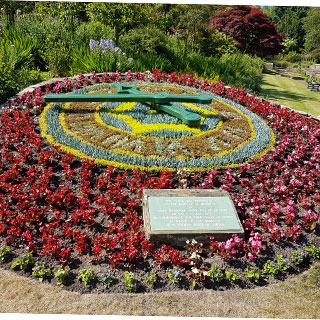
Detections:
[124, 271, 139, 292]
[303, 48, 320, 64]
[0, 244, 12, 261]
[74, 21, 114, 48]
[197, 27, 237, 57]
[132, 53, 173, 72]
[225, 269, 241, 282]
[78, 269, 94, 286]
[145, 270, 157, 287]
[15, 13, 74, 47]
[54, 266, 70, 287]
[32, 263, 52, 282]
[2, 27, 45, 69]
[44, 40, 72, 77]
[11, 253, 35, 270]
[245, 267, 261, 284]
[120, 26, 168, 56]
[207, 264, 224, 282]
[168, 267, 182, 284]
[285, 51, 302, 63]
[71, 41, 133, 74]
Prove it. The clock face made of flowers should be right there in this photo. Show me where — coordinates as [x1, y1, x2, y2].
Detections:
[40, 82, 275, 172]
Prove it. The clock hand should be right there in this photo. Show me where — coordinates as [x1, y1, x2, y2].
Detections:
[43, 84, 211, 127]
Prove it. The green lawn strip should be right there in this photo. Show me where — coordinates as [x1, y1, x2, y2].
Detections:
[260, 73, 320, 117]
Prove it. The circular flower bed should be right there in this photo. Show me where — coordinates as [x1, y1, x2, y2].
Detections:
[40, 82, 274, 172]
[0, 69, 319, 293]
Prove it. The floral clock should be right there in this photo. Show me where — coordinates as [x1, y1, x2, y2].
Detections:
[40, 82, 275, 172]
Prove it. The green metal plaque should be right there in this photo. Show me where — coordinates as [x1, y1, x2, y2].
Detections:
[142, 189, 244, 246]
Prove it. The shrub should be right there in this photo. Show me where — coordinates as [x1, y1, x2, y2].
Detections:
[124, 271, 140, 292]
[197, 27, 237, 57]
[71, 39, 133, 74]
[44, 40, 72, 77]
[225, 269, 241, 282]
[101, 271, 115, 287]
[54, 266, 70, 287]
[0, 244, 12, 261]
[285, 51, 302, 63]
[32, 263, 52, 282]
[78, 269, 94, 286]
[145, 270, 157, 287]
[262, 260, 279, 277]
[11, 253, 35, 270]
[120, 27, 168, 56]
[303, 48, 320, 64]
[74, 21, 114, 49]
[305, 245, 320, 259]
[207, 264, 224, 282]
[15, 13, 74, 47]
[245, 267, 261, 284]
[132, 53, 173, 73]
[168, 266, 182, 284]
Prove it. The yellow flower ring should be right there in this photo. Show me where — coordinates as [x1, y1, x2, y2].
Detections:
[40, 82, 275, 172]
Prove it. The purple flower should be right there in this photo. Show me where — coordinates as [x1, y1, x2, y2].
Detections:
[173, 270, 180, 279]
[89, 39, 98, 51]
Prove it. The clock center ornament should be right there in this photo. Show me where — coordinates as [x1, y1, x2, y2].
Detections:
[40, 82, 275, 172]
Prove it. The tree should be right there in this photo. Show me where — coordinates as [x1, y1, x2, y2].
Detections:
[166, 4, 219, 56]
[85, 3, 149, 45]
[266, 6, 309, 52]
[210, 5, 284, 57]
[0, 0, 35, 25]
[303, 7, 320, 53]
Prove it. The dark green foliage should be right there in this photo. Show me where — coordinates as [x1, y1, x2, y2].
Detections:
[304, 49, 320, 64]
[267, 6, 310, 52]
[197, 27, 237, 57]
[120, 27, 168, 55]
[44, 40, 72, 77]
[74, 21, 114, 48]
[303, 8, 320, 53]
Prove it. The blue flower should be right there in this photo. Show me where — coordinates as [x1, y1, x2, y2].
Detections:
[89, 39, 98, 51]
[173, 270, 180, 279]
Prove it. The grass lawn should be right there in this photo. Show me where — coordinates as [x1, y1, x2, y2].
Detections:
[260, 73, 320, 117]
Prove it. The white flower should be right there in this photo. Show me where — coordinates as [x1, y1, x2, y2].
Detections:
[190, 252, 198, 259]
[191, 267, 199, 274]
[191, 239, 198, 244]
